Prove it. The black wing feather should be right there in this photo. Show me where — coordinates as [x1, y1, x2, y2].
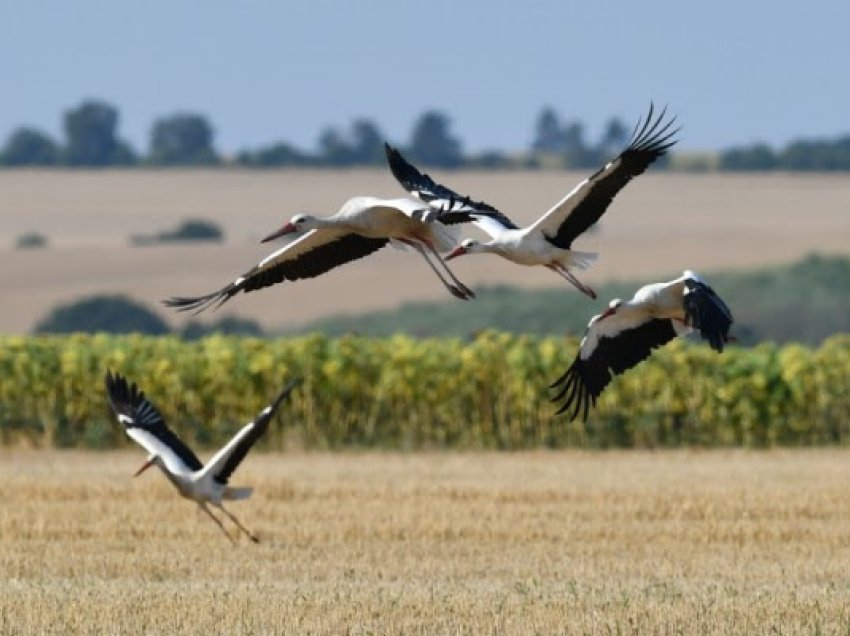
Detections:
[683, 279, 734, 352]
[163, 234, 389, 314]
[550, 319, 678, 421]
[104, 370, 204, 470]
[214, 378, 300, 485]
[547, 104, 679, 249]
[384, 143, 518, 229]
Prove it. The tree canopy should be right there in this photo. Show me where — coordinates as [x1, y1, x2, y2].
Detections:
[148, 113, 218, 165]
[0, 127, 61, 166]
[4, 98, 850, 171]
[407, 110, 463, 168]
[63, 100, 136, 166]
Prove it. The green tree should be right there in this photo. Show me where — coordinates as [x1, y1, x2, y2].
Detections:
[148, 113, 218, 165]
[720, 143, 778, 170]
[531, 107, 565, 153]
[408, 110, 463, 168]
[237, 141, 309, 167]
[63, 100, 136, 166]
[599, 117, 628, 155]
[317, 127, 354, 166]
[34, 295, 169, 335]
[1, 127, 61, 166]
[350, 118, 385, 165]
[562, 121, 598, 168]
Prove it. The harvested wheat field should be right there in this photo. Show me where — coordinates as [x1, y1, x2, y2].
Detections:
[1, 169, 850, 334]
[2, 450, 850, 634]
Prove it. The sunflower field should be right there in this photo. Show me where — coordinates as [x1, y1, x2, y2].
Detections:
[0, 332, 848, 449]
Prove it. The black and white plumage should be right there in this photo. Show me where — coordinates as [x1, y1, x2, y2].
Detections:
[550, 271, 733, 421]
[163, 190, 484, 313]
[105, 370, 299, 543]
[388, 105, 679, 299]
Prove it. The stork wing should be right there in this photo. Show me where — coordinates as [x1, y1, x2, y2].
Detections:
[384, 143, 518, 229]
[163, 229, 389, 313]
[105, 370, 203, 474]
[549, 315, 677, 421]
[531, 104, 679, 249]
[200, 378, 300, 485]
[683, 276, 734, 352]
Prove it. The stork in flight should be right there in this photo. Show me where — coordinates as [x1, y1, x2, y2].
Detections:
[105, 370, 299, 544]
[386, 104, 679, 300]
[162, 160, 509, 312]
[550, 270, 733, 421]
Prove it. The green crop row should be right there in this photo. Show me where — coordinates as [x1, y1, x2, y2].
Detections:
[1, 333, 849, 449]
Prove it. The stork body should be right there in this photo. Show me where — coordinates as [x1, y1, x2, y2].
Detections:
[105, 371, 299, 543]
[163, 191, 485, 313]
[550, 271, 733, 420]
[387, 105, 679, 299]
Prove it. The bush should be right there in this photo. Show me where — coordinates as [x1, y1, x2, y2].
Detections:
[33, 295, 170, 335]
[131, 218, 224, 245]
[15, 232, 48, 249]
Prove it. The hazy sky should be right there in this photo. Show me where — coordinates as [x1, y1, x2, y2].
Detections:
[2, 1, 848, 154]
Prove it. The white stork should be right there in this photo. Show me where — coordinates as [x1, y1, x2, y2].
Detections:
[387, 105, 679, 300]
[105, 370, 299, 543]
[163, 180, 504, 313]
[550, 271, 734, 420]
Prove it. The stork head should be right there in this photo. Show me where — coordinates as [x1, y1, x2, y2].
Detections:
[445, 238, 480, 260]
[133, 454, 157, 477]
[260, 213, 317, 243]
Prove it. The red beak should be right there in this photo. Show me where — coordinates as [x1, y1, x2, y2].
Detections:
[133, 457, 155, 477]
[599, 306, 617, 321]
[261, 222, 297, 243]
[445, 246, 467, 261]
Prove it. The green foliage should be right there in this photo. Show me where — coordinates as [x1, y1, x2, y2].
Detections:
[236, 142, 311, 167]
[0, 333, 848, 450]
[720, 143, 778, 170]
[14, 232, 48, 249]
[180, 316, 264, 340]
[33, 295, 169, 336]
[720, 136, 850, 171]
[63, 100, 136, 166]
[408, 111, 463, 168]
[148, 113, 218, 166]
[0, 127, 61, 166]
[131, 218, 224, 245]
[293, 255, 850, 346]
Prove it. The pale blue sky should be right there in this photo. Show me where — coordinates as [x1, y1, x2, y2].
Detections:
[1, 1, 848, 154]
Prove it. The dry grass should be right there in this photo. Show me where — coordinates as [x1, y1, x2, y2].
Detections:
[2, 450, 850, 634]
[1, 169, 849, 334]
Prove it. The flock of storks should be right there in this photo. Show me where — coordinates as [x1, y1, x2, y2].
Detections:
[105, 104, 734, 542]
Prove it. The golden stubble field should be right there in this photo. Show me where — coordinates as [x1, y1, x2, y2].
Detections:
[2, 450, 850, 634]
[1, 169, 849, 334]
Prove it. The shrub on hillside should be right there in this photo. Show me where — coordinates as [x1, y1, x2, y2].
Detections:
[15, 232, 48, 249]
[34, 295, 170, 335]
[131, 218, 224, 245]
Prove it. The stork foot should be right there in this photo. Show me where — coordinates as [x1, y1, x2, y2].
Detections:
[457, 282, 476, 299]
[448, 285, 469, 300]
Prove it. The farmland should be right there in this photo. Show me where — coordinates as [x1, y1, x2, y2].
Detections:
[2, 450, 850, 634]
[1, 169, 849, 335]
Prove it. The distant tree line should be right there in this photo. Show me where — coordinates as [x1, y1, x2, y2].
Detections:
[3, 98, 850, 170]
[719, 136, 850, 171]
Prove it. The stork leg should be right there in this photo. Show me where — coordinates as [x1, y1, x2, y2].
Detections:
[421, 240, 476, 299]
[200, 503, 236, 545]
[218, 505, 260, 544]
[398, 238, 470, 300]
[547, 264, 597, 300]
